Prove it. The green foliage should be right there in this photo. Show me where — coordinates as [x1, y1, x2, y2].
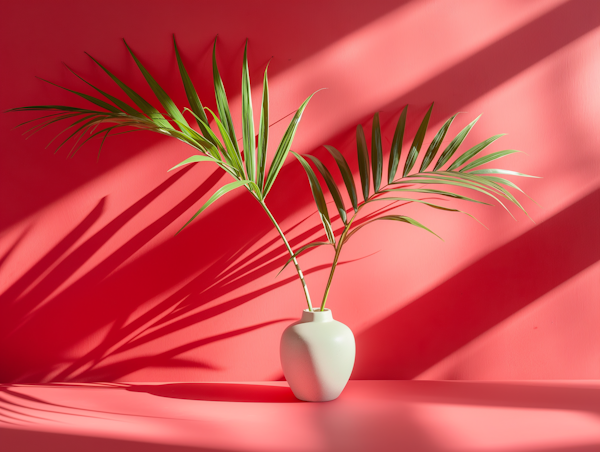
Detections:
[9, 36, 319, 310]
[9, 37, 320, 224]
[292, 105, 538, 310]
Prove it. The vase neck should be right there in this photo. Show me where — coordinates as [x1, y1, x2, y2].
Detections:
[300, 309, 333, 323]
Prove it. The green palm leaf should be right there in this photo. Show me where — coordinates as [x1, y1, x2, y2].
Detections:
[380, 188, 491, 205]
[394, 175, 513, 216]
[241, 40, 256, 182]
[433, 115, 480, 171]
[468, 168, 538, 178]
[305, 154, 347, 223]
[177, 180, 251, 235]
[85, 52, 172, 129]
[63, 64, 144, 118]
[292, 152, 335, 244]
[37, 78, 121, 113]
[419, 114, 457, 172]
[256, 63, 270, 190]
[171, 118, 223, 161]
[324, 145, 358, 212]
[447, 134, 505, 171]
[168, 155, 218, 172]
[403, 103, 433, 176]
[460, 149, 520, 172]
[371, 113, 383, 192]
[277, 241, 332, 276]
[356, 124, 370, 201]
[123, 39, 189, 130]
[205, 108, 245, 177]
[173, 35, 213, 141]
[212, 37, 240, 154]
[263, 91, 319, 197]
[387, 106, 407, 184]
[369, 197, 485, 227]
[345, 215, 441, 243]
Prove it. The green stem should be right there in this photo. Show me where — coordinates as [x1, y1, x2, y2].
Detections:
[319, 238, 343, 311]
[319, 206, 362, 311]
[257, 198, 314, 311]
[319, 182, 398, 311]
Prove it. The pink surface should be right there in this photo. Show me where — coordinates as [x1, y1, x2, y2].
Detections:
[1, 0, 599, 383]
[1, 381, 600, 452]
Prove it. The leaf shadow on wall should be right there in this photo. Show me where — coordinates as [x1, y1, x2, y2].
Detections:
[351, 187, 600, 379]
[0, 165, 434, 383]
[0, 163, 344, 382]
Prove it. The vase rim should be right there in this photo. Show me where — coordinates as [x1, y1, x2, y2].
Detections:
[300, 308, 333, 323]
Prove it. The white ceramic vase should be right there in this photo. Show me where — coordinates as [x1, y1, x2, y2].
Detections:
[280, 308, 355, 402]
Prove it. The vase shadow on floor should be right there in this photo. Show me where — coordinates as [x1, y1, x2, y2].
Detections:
[126, 382, 301, 403]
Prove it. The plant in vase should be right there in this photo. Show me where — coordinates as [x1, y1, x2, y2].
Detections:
[284, 105, 536, 399]
[8, 37, 329, 399]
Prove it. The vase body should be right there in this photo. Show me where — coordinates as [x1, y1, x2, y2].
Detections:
[280, 308, 355, 402]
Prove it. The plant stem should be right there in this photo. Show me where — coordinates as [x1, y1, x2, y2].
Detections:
[257, 198, 314, 311]
[319, 182, 398, 311]
[319, 207, 362, 311]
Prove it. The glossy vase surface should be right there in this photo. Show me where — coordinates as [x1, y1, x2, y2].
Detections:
[280, 308, 355, 402]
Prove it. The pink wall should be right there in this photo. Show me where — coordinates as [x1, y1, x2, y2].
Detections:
[0, 0, 598, 383]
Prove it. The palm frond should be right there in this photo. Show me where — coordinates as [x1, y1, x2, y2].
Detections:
[9, 37, 321, 310]
[292, 105, 536, 310]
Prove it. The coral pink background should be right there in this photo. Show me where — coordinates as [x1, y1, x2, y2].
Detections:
[0, 0, 598, 383]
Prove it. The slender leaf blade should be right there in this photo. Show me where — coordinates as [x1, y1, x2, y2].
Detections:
[85, 52, 172, 130]
[369, 197, 486, 228]
[257, 63, 270, 191]
[392, 175, 511, 216]
[292, 152, 336, 244]
[64, 64, 144, 118]
[403, 103, 433, 176]
[177, 180, 250, 234]
[420, 114, 457, 172]
[168, 155, 217, 172]
[212, 37, 240, 152]
[433, 115, 480, 170]
[277, 242, 331, 276]
[460, 149, 520, 172]
[171, 118, 223, 160]
[305, 154, 347, 223]
[173, 35, 214, 141]
[183, 107, 230, 163]
[371, 113, 383, 192]
[356, 124, 370, 201]
[205, 107, 245, 175]
[448, 134, 505, 171]
[380, 188, 491, 205]
[123, 39, 189, 130]
[38, 78, 121, 113]
[324, 145, 358, 212]
[263, 90, 319, 197]
[469, 168, 539, 178]
[241, 40, 256, 182]
[346, 215, 441, 243]
[387, 105, 407, 184]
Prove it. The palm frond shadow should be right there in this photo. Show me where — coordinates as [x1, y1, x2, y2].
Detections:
[352, 188, 600, 379]
[0, 159, 378, 382]
[0, 164, 207, 324]
[0, 384, 231, 425]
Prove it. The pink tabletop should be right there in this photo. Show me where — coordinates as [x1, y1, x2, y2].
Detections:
[1, 380, 599, 451]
